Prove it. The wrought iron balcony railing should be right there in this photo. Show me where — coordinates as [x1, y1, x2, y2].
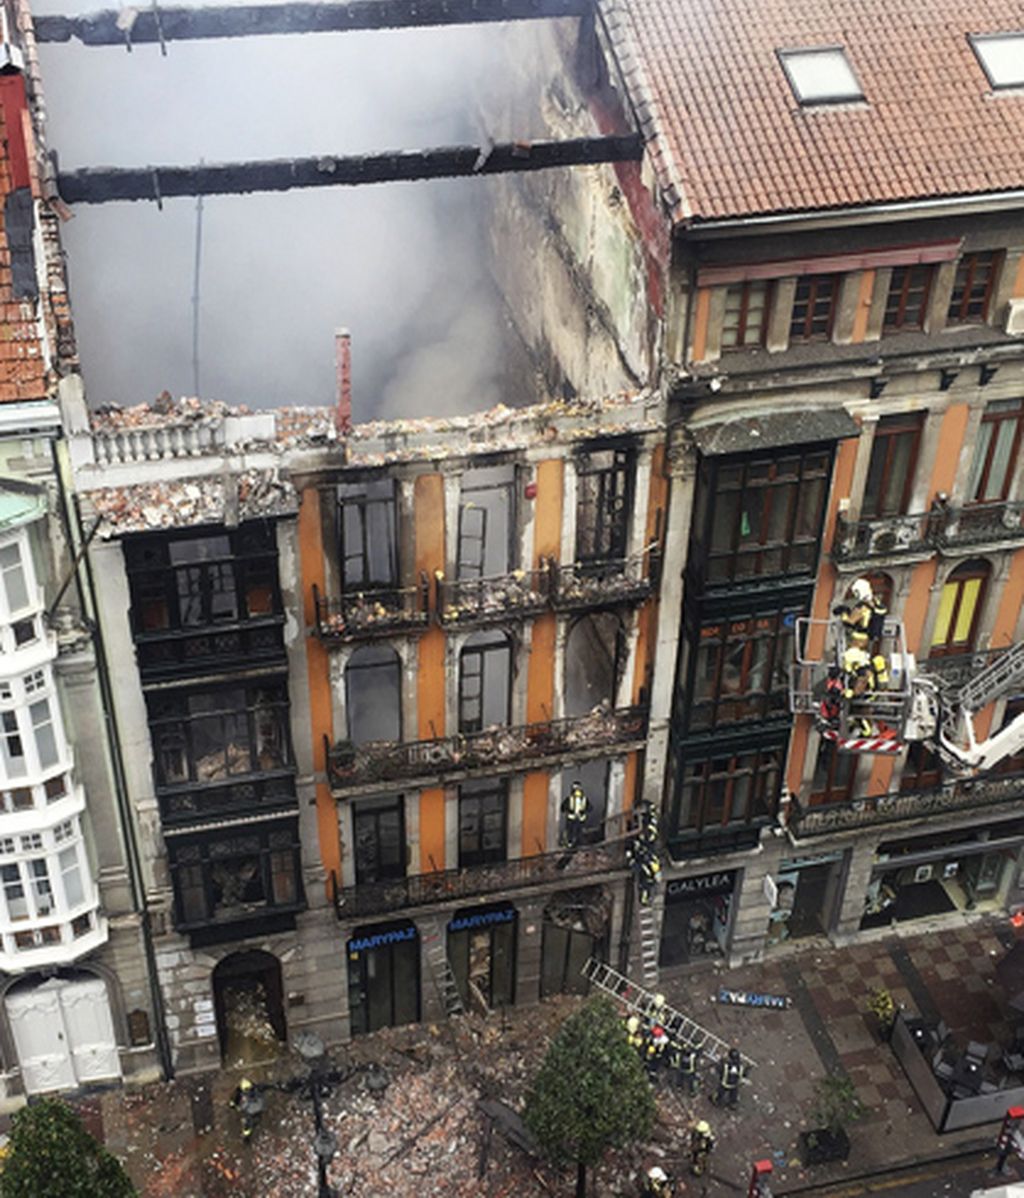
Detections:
[938, 501, 1024, 549]
[158, 769, 299, 824]
[332, 823, 630, 921]
[438, 567, 552, 626]
[786, 772, 1024, 838]
[312, 577, 431, 641]
[326, 705, 649, 790]
[551, 553, 657, 611]
[922, 645, 1013, 692]
[834, 501, 1024, 564]
[135, 619, 286, 679]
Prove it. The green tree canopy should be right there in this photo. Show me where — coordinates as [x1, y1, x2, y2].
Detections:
[524, 995, 654, 1191]
[0, 1097, 136, 1198]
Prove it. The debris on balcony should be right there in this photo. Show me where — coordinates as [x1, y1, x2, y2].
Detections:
[91, 394, 237, 430]
[440, 569, 549, 624]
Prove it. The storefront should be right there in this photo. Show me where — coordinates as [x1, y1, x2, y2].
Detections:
[767, 852, 846, 944]
[448, 903, 517, 1010]
[346, 920, 420, 1036]
[860, 819, 1024, 930]
[540, 887, 610, 997]
[659, 870, 737, 968]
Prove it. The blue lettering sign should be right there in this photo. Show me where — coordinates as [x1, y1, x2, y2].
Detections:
[348, 926, 417, 953]
[448, 908, 516, 933]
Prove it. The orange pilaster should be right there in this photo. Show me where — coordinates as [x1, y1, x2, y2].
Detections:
[928, 403, 970, 498]
[415, 474, 448, 870]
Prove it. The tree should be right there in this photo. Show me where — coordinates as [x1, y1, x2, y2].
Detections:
[0, 1097, 136, 1198]
[525, 996, 655, 1198]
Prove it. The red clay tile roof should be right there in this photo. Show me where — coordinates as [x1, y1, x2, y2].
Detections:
[609, 0, 1024, 223]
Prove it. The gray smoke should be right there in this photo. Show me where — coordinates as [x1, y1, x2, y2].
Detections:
[33, 9, 549, 418]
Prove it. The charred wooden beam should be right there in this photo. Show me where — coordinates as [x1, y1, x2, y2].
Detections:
[35, 0, 590, 45]
[56, 134, 644, 204]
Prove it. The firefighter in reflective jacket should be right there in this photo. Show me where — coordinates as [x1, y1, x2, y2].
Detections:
[640, 1165, 672, 1197]
[835, 578, 887, 644]
[668, 1039, 700, 1095]
[689, 1120, 715, 1176]
[628, 838, 661, 905]
[625, 1014, 645, 1058]
[634, 799, 658, 845]
[645, 1024, 669, 1081]
[715, 1047, 743, 1108]
[560, 780, 590, 849]
[230, 1077, 264, 1142]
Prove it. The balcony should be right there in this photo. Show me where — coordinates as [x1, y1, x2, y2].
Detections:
[313, 577, 430, 641]
[158, 769, 298, 824]
[923, 646, 1013, 692]
[551, 552, 658, 612]
[135, 619, 286, 680]
[834, 501, 1024, 565]
[326, 705, 650, 791]
[786, 773, 1024, 838]
[438, 567, 552, 627]
[332, 834, 629, 921]
[939, 501, 1024, 550]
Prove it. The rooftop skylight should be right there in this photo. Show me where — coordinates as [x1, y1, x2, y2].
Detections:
[778, 47, 865, 105]
[970, 33, 1024, 89]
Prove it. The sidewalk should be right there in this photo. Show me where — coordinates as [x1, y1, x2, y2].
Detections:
[54, 916, 1024, 1196]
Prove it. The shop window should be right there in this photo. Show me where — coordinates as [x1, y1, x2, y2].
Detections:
[967, 399, 1024, 505]
[353, 795, 406, 884]
[347, 922, 420, 1036]
[947, 251, 1000, 325]
[338, 479, 398, 591]
[883, 265, 933, 332]
[345, 645, 401, 746]
[693, 450, 831, 586]
[459, 778, 507, 867]
[0, 542, 29, 615]
[861, 412, 924, 519]
[721, 281, 770, 351]
[458, 631, 511, 733]
[149, 682, 291, 788]
[458, 465, 515, 579]
[789, 275, 837, 341]
[811, 741, 856, 804]
[929, 559, 990, 657]
[686, 610, 796, 731]
[564, 613, 623, 718]
[900, 742, 943, 793]
[658, 871, 735, 968]
[448, 905, 516, 1010]
[669, 748, 780, 837]
[575, 447, 633, 566]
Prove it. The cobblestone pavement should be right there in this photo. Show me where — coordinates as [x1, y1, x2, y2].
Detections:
[48, 917, 1024, 1196]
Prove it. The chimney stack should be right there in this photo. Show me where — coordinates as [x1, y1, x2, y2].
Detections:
[335, 328, 352, 436]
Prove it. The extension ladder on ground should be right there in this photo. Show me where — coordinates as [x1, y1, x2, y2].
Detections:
[582, 959, 756, 1069]
[956, 641, 1024, 713]
[636, 902, 660, 988]
[422, 917, 464, 1017]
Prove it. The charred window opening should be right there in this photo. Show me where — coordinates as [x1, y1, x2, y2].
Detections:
[148, 682, 292, 789]
[540, 887, 609, 998]
[459, 631, 511, 733]
[353, 795, 406, 884]
[668, 747, 781, 838]
[458, 778, 508, 867]
[345, 645, 402, 745]
[169, 821, 302, 928]
[575, 447, 633, 567]
[567, 757, 610, 845]
[564, 614, 623, 718]
[457, 465, 515, 579]
[338, 479, 398, 591]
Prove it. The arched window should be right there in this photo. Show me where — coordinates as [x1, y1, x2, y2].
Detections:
[564, 614, 623, 717]
[459, 631, 511, 733]
[929, 558, 990, 657]
[345, 646, 401, 745]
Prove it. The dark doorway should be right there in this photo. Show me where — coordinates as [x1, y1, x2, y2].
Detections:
[213, 949, 286, 1066]
[353, 795, 406, 884]
[448, 904, 517, 1011]
[786, 865, 832, 939]
[540, 888, 609, 997]
[346, 921, 420, 1036]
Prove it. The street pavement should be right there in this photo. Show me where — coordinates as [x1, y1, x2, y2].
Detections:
[42, 915, 1024, 1196]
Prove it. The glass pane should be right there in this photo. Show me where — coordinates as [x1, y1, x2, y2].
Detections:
[952, 578, 982, 644]
[366, 946, 392, 1033]
[0, 544, 28, 612]
[60, 847, 84, 907]
[967, 422, 994, 501]
[270, 851, 297, 904]
[881, 432, 915, 515]
[392, 938, 419, 1026]
[29, 701, 58, 770]
[541, 923, 568, 998]
[986, 420, 1017, 501]
[491, 921, 516, 1007]
[931, 582, 957, 648]
[710, 490, 739, 553]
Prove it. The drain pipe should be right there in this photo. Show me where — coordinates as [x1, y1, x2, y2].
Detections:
[50, 438, 174, 1080]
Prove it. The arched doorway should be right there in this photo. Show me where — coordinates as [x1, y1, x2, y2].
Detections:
[213, 949, 286, 1066]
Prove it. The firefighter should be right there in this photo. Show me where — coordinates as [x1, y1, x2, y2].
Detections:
[560, 780, 590, 849]
[818, 665, 844, 731]
[625, 1014, 645, 1058]
[634, 799, 658, 845]
[230, 1077, 264, 1143]
[715, 1047, 743, 1108]
[628, 837, 661, 905]
[642, 991, 666, 1030]
[640, 1165, 672, 1197]
[645, 1024, 669, 1081]
[689, 1119, 715, 1176]
[835, 578, 886, 642]
[669, 1038, 700, 1095]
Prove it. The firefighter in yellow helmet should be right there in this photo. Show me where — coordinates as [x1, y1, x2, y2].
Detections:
[230, 1077, 264, 1143]
[690, 1119, 715, 1176]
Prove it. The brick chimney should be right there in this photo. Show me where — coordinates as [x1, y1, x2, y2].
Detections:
[334, 327, 352, 435]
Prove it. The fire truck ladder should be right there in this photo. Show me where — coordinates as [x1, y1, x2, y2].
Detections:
[955, 642, 1024, 713]
[422, 917, 464, 1018]
[581, 959, 756, 1070]
[636, 900, 660, 988]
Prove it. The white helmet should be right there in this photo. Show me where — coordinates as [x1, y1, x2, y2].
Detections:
[850, 578, 873, 603]
[647, 1166, 668, 1182]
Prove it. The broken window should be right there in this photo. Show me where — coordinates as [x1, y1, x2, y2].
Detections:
[353, 795, 406, 884]
[564, 613, 623, 718]
[457, 465, 515, 578]
[458, 631, 511, 733]
[540, 888, 609, 998]
[575, 447, 633, 566]
[169, 821, 301, 928]
[566, 758, 610, 845]
[338, 479, 398, 591]
[459, 778, 508, 867]
[148, 681, 291, 789]
[447, 904, 516, 1010]
[345, 645, 401, 745]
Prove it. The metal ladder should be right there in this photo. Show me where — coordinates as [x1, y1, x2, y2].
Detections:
[422, 917, 464, 1018]
[582, 959, 756, 1069]
[636, 901, 660, 988]
[956, 642, 1024, 712]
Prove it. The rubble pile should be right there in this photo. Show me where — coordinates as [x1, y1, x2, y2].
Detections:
[91, 395, 242, 430]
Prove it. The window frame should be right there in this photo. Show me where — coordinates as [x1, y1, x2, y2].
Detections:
[861, 412, 925, 519]
[721, 280, 772, 351]
[458, 778, 509, 868]
[967, 399, 1024, 505]
[574, 447, 634, 566]
[969, 33, 1024, 91]
[810, 739, 857, 805]
[337, 478, 399, 592]
[947, 251, 1000, 325]
[668, 747, 782, 838]
[883, 265, 934, 332]
[458, 631, 512, 734]
[929, 559, 990, 657]
[345, 645, 402, 746]
[352, 795, 406, 884]
[777, 47, 865, 106]
[789, 274, 838, 342]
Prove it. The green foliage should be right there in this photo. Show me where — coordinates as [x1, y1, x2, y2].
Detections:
[866, 986, 896, 1030]
[811, 1071, 864, 1135]
[524, 996, 655, 1170]
[0, 1097, 136, 1198]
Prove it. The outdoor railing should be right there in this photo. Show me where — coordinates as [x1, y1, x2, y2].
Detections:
[91, 420, 227, 465]
[326, 705, 650, 789]
[923, 646, 1014, 692]
[938, 501, 1024, 549]
[834, 501, 1024, 563]
[332, 822, 630, 920]
[438, 567, 552, 626]
[551, 553, 657, 610]
[312, 577, 431, 640]
[787, 772, 1024, 837]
